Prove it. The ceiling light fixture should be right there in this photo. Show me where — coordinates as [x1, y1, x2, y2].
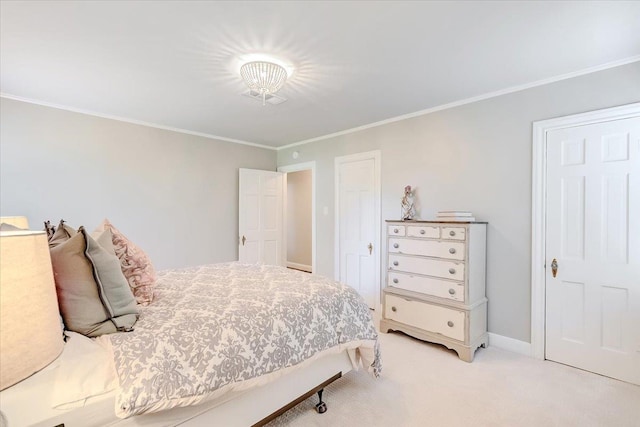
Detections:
[240, 61, 288, 106]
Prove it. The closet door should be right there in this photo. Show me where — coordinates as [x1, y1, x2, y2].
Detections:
[335, 151, 381, 309]
[545, 117, 640, 385]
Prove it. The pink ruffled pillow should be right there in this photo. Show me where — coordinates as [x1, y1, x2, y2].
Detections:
[94, 219, 156, 305]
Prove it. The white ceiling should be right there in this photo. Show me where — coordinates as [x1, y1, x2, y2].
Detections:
[1, 1, 639, 148]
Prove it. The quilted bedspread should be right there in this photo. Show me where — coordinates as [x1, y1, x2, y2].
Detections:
[104, 262, 381, 418]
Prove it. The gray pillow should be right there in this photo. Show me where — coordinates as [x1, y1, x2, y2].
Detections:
[91, 228, 116, 256]
[50, 226, 138, 337]
[81, 227, 138, 331]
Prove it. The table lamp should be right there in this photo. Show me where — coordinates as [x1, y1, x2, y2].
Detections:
[0, 229, 64, 390]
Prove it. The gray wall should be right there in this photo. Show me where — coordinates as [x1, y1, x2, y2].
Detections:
[0, 98, 277, 270]
[277, 61, 640, 343]
[286, 170, 312, 269]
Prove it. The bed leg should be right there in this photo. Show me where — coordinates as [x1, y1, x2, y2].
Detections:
[315, 389, 327, 414]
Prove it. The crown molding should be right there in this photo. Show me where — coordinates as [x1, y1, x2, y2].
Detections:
[277, 55, 640, 151]
[0, 93, 277, 151]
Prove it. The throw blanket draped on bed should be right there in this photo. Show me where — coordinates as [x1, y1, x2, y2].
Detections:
[103, 263, 381, 418]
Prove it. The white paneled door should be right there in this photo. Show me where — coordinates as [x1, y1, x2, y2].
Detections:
[238, 168, 285, 266]
[335, 151, 380, 309]
[545, 117, 640, 385]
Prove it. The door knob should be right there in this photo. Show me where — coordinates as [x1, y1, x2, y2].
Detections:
[368, 243, 373, 255]
[551, 258, 558, 278]
[241, 235, 246, 246]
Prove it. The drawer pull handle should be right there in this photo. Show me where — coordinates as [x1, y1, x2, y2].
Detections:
[393, 261, 399, 266]
[391, 306, 397, 312]
[448, 288, 455, 295]
[394, 228, 399, 233]
[448, 268, 456, 274]
[449, 248, 456, 254]
[420, 229, 425, 235]
[447, 321, 454, 327]
[393, 278, 399, 284]
[449, 230, 456, 236]
[393, 243, 399, 249]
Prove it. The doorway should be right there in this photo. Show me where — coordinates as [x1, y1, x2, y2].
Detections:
[278, 162, 316, 274]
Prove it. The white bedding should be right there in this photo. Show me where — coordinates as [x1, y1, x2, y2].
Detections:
[52, 332, 117, 410]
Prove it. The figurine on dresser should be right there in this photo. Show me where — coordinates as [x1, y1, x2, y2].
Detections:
[401, 185, 416, 220]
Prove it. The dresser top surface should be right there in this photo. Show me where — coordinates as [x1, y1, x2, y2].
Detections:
[386, 220, 488, 224]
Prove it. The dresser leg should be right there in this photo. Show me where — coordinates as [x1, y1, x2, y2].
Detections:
[457, 348, 474, 363]
[458, 338, 488, 362]
[378, 320, 392, 333]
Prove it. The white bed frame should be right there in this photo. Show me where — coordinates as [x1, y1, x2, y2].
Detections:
[180, 350, 353, 427]
[0, 350, 354, 427]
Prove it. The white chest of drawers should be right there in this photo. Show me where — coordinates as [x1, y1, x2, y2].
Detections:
[380, 220, 488, 362]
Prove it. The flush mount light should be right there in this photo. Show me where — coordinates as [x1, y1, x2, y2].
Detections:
[240, 61, 288, 106]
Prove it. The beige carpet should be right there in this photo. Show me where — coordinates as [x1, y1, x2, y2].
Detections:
[267, 331, 640, 427]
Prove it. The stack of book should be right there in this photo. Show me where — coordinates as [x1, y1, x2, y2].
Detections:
[436, 211, 476, 222]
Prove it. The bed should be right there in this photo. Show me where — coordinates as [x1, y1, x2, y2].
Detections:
[0, 262, 381, 426]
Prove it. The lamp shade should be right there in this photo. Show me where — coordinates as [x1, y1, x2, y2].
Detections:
[0, 216, 29, 229]
[0, 230, 63, 390]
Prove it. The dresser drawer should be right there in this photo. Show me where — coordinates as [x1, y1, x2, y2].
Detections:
[442, 227, 466, 241]
[385, 294, 465, 341]
[389, 254, 465, 281]
[388, 272, 465, 302]
[407, 225, 440, 238]
[389, 238, 465, 260]
[388, 225, 406, 236]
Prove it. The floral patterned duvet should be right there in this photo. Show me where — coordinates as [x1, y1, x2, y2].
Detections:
[104, 262, 381, 418]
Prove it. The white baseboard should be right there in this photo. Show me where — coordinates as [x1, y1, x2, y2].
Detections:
[286, 261, 312, 272]
[488, 333, 532, 357]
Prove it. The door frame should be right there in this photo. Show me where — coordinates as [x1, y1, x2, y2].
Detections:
[530, 102, 640, 360]
[278, 161, 317, 274]
[334, 150, 381, 310]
